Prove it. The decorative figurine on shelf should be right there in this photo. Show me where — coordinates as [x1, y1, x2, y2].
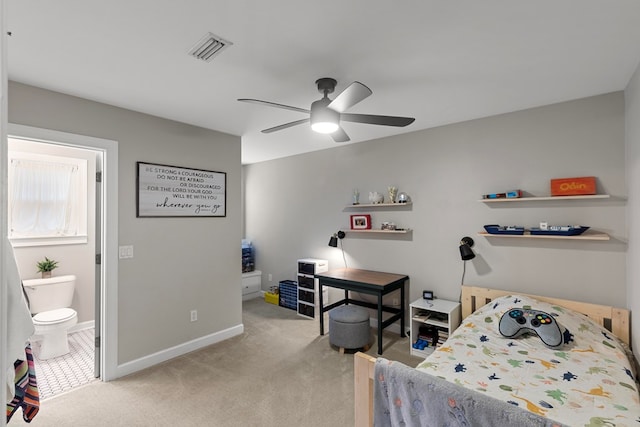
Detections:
[388, 186, 398, 204]
[369, 192, 384, 204]
[353, 189, 360, 205]
[397, 192, 411, 203]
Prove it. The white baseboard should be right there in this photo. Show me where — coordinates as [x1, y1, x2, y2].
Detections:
[242, 292, 261, 301]
[113, 323, 244, 379]
[70, 320, 95, 333]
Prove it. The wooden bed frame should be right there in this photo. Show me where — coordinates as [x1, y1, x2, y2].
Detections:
[354, 285, 632, 427]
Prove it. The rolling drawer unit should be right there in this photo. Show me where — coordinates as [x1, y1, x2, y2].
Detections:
[297, 258, 328, 319]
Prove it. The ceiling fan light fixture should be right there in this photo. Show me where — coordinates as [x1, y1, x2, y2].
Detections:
[310, 100, 339, 134]
[311, 121, 339, 134]
[239, 78, 414, 141]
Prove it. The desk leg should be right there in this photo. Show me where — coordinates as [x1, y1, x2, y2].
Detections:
[319, 282, 325, 335]
[377, 295, 383, 355]
[400, 281, 406, 337]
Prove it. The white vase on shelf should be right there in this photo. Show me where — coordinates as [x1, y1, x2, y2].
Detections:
[368, 192, 384, 204]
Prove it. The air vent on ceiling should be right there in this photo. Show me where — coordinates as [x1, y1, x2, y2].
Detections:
[188, 32, 232, 62]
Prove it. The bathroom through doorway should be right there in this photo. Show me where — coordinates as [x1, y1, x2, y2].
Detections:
[7, 123, 119, 395]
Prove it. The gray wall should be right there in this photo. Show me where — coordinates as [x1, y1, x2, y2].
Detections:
[625, 64, 640, 355]
[245, 92, 627, 311]
[9, 81, 242, 364]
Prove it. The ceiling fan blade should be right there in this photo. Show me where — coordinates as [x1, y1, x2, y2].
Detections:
[238, 98, 310, 114]
[261, 118, 310, 134]
[341, 113, 415, 127]
[331, 127, 350, 143]
[327, 82, 372, 113]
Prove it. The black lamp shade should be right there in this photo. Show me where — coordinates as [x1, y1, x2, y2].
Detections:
[328, 230, 345, 247]
[459, 236, 475, 261]
[459, 244, 475, 260]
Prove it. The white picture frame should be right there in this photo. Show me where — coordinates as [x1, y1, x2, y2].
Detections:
[136, 162, 226, 217]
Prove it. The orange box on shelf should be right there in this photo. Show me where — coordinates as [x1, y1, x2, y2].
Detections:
[550, 176, 596, 196]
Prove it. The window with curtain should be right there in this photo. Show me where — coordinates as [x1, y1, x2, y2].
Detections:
[8, 152, 88, 246]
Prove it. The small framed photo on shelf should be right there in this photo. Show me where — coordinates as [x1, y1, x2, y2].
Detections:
[350, 214, 371, 230]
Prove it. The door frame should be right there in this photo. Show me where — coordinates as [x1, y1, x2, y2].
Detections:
[7, 123, 118, 381]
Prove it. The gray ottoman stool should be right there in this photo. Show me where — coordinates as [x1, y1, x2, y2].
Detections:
[329, 305, 371, 354]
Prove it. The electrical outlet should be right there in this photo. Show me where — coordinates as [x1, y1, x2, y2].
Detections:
[268, 274, 273, 282]
[190, 310, 197, 322]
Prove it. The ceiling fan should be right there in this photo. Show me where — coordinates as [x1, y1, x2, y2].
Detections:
[238, 78, 415, 143]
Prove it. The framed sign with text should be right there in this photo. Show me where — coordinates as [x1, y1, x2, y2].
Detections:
[136, 162, 226, 217]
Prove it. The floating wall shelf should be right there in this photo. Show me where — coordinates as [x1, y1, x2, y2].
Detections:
[478, 231, 610, 241]
[347, 202, 412, 208]
[347, 229, 412, 234]
[342, 197, 412, 239]
[478, 194, 610, 203]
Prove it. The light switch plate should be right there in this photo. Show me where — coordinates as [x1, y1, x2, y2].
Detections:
[119, 245, 134, 259]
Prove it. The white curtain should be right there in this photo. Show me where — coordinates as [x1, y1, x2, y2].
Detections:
[9, 158, 80, 237]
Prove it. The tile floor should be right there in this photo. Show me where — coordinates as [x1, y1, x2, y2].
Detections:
[31, 328, 98, 400]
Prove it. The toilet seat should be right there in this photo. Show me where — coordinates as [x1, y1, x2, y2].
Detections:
[33, 308, 77, 325]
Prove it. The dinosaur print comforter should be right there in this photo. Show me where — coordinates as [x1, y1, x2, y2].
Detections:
[416, 295, 640, 427]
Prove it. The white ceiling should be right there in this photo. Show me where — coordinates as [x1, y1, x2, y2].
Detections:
[7, 1, 640, 164]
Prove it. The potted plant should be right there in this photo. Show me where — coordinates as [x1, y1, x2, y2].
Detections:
[37, 257, 59, 279]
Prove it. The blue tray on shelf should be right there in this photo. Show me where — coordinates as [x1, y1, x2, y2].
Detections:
[529, 226, 590, 236]
[483, 224, 525, 235]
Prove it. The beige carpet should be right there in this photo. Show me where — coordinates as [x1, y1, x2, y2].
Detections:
[10, 298, 421, 426]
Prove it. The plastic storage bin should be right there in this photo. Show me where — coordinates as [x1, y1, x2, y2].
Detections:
[265, 292, 278, 305]
[242, 239, 255, 273]
[278, 280, 298, 310]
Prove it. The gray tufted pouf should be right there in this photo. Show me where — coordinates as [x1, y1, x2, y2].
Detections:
[329, 305, 371, 354]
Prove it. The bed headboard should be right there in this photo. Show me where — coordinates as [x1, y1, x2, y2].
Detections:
[461, 286, 631, 346]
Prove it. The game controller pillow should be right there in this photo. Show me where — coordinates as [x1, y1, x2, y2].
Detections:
[499, 308, 565, 347]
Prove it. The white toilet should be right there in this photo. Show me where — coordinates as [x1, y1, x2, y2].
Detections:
[22, 275, 78, 360]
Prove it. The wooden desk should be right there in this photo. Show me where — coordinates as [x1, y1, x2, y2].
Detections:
[315, 268, 408, 355]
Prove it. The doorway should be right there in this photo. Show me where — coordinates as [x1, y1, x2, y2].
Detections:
[7, 123, 119, 387]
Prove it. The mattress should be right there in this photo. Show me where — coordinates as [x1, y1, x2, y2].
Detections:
[416, 295, 640, 426]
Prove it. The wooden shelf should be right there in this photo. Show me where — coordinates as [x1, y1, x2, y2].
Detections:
[478, 230, 610, 241]
[346, 229, 412, 234]
[478, 194, 610, 203]
[343, 200, 412, 238]
[422, 318, 449, 329]
[347, 202, 412, 208]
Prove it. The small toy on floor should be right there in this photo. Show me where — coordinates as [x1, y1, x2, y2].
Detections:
[412, 339, 430, 350]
